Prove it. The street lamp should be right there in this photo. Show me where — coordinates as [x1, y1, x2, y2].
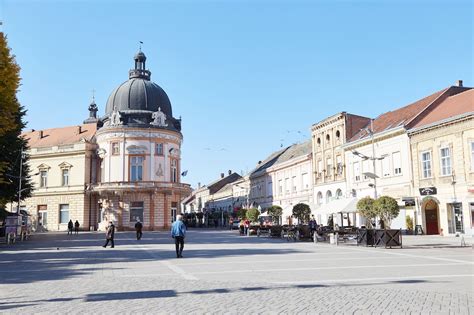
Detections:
[352, 120, 384, 199]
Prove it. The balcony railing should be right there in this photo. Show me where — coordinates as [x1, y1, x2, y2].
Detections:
[91, 181, 191, 193]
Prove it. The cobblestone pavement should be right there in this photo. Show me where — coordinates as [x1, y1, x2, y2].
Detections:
[0, 230, 472, 314]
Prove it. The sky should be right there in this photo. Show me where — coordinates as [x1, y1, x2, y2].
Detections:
[1, 0, 472, 188]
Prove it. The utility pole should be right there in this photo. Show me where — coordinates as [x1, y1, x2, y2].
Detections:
[17, 148, 24, 214]
[370, 120, 377, 199]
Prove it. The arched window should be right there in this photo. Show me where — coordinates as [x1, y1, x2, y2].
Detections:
[317, 138, 321, 145]
[336, 130, 341, 139]
[336, 189, 343, 199]
[317, 192, 323, 205]
[326, 134, 330, 142]
[326, 190, 332, 203]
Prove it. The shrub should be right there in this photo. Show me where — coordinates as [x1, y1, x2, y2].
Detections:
[246, 208, 260, 223]
[292, 203, 311, 224]
[357, 197, 376, 228]
[374, 196, 400, 228]
[405, 215, 413, 231]
[267, 205, 283, 224]
[236, 208, 247, 220]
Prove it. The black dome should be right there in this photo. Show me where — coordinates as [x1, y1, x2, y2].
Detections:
[105, 78, 173, 117]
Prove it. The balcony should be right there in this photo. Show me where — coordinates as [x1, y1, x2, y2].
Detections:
[91, 181, 192, 195]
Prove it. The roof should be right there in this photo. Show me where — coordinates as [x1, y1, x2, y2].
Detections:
[349, 87, 449, 142]
[274, 140, 312, 166]
[411, 89, 473, 128]
[249, 147, 289, 177]
[207, 172, 242, 195]
[22, 123, 97, 148]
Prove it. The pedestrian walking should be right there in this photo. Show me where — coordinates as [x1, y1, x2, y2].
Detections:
[74, 220, 80, 235]
[102, 221, 115, 248]
[67, 219, 73, 235]
[309, 215, 317, 239]
[171, 214, 186, 258]
[135, 218, 143, 240]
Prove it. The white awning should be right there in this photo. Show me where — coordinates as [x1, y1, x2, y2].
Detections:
[314, 197, 359, 216]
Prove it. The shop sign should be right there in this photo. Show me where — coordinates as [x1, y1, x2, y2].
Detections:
[419, 187, 437, 196]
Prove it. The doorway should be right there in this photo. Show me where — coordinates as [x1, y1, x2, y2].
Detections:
[37, 205, 48, 230]
[424, 199, 439, 235]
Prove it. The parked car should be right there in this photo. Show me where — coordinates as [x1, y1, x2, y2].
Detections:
[231, 219, 240, 230]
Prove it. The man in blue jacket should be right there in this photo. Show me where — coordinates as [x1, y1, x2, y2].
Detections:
[171, 214, 186, 258]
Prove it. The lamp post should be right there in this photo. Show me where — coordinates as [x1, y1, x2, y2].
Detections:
[17, 149, 25, 214]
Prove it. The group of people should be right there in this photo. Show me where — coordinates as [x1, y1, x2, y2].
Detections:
[101, 215, 187, 259]
[67, 220, 80, 235]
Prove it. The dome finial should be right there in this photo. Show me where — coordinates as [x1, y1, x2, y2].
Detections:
[139, 40, 143, 51]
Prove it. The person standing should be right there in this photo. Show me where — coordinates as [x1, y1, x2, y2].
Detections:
[67, 220, 73, 235]
[135, 218, 143, 240]
[74, 220, 80, 235]
[309, 215, 317, 239]
[103, 221, 115, 248]
[171, 214, 186, 258]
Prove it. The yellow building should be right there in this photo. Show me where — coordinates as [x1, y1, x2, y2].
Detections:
[409, 88, 473, 235]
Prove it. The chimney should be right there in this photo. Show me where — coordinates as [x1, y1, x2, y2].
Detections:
[77, 126, 82, 134]
[220, 173, 225, 179]
[456, 80, 463, 87]
[228, 170, 232, 175]
[198, 182, 201, 188]
[38, 130, 43, 139]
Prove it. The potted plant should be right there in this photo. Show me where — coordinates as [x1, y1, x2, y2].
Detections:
[405, 215, 414, 235]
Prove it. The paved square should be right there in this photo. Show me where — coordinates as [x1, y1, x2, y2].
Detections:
[0, 230, 472, 314]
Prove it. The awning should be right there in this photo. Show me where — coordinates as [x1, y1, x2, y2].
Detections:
[313, 197, 359, 216]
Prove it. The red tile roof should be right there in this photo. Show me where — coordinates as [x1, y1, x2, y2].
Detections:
[349, 86, 470, 142]
[412, 89, 473, 128]
[22, 123, 97, 148]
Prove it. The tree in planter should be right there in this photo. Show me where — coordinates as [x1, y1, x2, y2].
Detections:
[374, 196, 399, 228]
[267, 205, 283, 225]
[246, 208, 260, 223]
[236, 208, 247, 220]
[292, 203, 311, 225]
[357, 197, 376, 228]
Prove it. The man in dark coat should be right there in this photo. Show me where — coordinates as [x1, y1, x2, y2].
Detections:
[67, 220, 73, 235]
[103, 221, 115, 248]
[74, 220, 80, 235]
[135, 218, 143, 240]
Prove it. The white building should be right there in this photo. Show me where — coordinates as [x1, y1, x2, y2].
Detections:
[344, 84, 468, 229]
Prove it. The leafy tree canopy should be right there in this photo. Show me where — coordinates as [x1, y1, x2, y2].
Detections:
[292, 203, 311, 224]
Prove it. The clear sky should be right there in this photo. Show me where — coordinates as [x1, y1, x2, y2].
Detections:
[1, 0, 472, 188]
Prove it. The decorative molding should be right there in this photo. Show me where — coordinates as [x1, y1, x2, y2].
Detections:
[58, 162, 73, 169]
[126, 145, 148, 154]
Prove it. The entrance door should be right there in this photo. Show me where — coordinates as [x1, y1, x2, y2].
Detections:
[425, 209, 439, 235]
[37, 205, 48, 230]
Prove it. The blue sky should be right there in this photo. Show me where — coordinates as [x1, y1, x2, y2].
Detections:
[1, 0, 472, 188]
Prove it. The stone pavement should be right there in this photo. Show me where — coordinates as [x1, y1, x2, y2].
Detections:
[0, 230, 472, 314]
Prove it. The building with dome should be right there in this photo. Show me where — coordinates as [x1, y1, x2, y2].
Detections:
[12, 50, 191, 232]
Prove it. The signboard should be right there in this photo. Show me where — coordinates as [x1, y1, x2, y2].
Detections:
[419, 187, 437, 196]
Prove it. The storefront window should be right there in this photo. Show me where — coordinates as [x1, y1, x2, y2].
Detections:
[447, 203, 463, 234]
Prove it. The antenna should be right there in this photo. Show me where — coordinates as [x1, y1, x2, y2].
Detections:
[91, 88, 96, 102]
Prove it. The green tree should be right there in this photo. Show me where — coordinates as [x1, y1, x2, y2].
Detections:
[0, 33, 33, 210]
[236, 208, 247, 220]
[267, 205, 283, 225]
[357, 197, 376, 228]
[374, 196, 400, 228]
[246, 208, 259, 223]
[292, 203, 311, 224]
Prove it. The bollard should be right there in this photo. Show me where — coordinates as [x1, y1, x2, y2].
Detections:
[461, 235, 466, 247]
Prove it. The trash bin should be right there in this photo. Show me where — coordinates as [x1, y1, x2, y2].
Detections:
[329, 233, 339, 245]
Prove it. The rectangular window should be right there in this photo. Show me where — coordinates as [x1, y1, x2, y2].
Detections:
[130, 156, 144, 181]
[326, 158, 333, 176]
[382, 156, 390, 177]
[59, 204, 69, 224]
[62, 169, 69, 186]
[112, 142, 120, 155]
[392, 151, 402, 175]
[278, 180, 283, 195]
[130, 201, 144, 223]
[267, 181, 272, 197]
[336, 155, 343, 175]
[292, 176, 297, 193]
[440, 147, 452, 176]
[285, 178, 289, 195]
[354, 162, 360, 182]
[155, 143, 164, 155]
[362, 160, 369, 180]
[171, 159, 178, 183]
[302, 173, 309, 189]
[40, 171, 48, 187]
[421, 151, 432, 178]
[471, 142, 474, 171]
[317, 160, 323, 175]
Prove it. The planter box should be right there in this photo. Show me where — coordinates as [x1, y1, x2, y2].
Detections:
[357, 228, 375, 246]
[374, 229, 402, 248]
[270, 226, 283, 237]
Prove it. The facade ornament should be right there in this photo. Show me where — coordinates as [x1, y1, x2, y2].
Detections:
[110, 111, 123, 126]
[156, 163, 163, 177]
[150, 107, 168, 127]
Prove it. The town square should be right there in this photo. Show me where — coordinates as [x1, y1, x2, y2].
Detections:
[0, 0, 472, 314]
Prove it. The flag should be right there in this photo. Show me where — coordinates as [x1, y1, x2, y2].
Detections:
[181, 170, 188, 177]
